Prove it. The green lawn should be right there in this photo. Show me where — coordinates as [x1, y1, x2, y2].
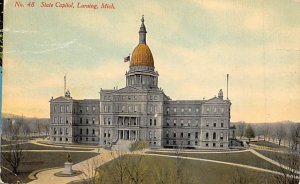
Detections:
[19, 143, 94, 151]
[95, 155, 277, 184]
[146, 151, 283, 172]
[1, 152, 99, 184]
[251, 140, 287, 149]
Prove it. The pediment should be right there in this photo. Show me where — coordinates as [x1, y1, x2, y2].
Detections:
[52, 96, 72, 102]
[115, 86, 144, 93]
[204, 97, 226, 104]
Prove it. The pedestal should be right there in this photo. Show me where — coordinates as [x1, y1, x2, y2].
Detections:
[62, 162, 73, 175]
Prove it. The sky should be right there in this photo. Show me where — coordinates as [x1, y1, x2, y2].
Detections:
[3, 0, 300, 122]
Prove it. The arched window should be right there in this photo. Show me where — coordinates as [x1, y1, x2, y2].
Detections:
[206, 132, 209, 140]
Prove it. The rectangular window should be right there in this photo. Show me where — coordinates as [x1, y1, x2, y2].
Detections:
[173, 108, 177, 112]
[92, 106, 96, 111]
[195, 132, 199, 139]
[134, 105, 138, 112]
[66, 105, 69, 112]
[180, 132, 183, 138]
[86, 106, 89, 112]
[214, 123, 216, 127]
[188, 133, 191, 138]
[195, 141, 198, 145]
[86, 119, 89, 124]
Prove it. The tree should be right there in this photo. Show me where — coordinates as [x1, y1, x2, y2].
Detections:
[236, 121, 246, 138]
[111, 151, 130, 184]
[125, 154, 149, 184]
[262, 125, 270, 141]
[2, 141, 25, 174]
[244, 124, 255, 143]
[276, 124, 286, 146]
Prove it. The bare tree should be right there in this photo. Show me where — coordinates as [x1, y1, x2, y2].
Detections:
[111, 151, 130, 184]
[236, 121, 246, 138]
[276, 124, 286, 146]
[78, 157, 104, 184]
[2, 141, 25, 174]
[125, 154, 149, 184]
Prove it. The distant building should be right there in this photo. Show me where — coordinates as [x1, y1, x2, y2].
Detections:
[49, 16, 235, 149]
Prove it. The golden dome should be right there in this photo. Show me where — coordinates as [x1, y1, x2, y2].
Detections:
[130, 43, 154, 67]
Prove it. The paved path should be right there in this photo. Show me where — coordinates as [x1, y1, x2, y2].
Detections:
[249, 149, 299, 175]
[148, 149, 249, 154]
[28, 149, 114, 184]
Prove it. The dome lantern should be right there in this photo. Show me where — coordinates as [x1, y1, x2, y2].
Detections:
[130, 16, 154, 67]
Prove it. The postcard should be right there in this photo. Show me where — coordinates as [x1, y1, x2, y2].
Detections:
[2, 0, 300, 183]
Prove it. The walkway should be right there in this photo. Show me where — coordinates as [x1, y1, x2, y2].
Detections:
[28, 149, 114, 184]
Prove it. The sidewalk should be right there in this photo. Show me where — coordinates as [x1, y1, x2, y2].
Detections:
[28, 149, 114, 184]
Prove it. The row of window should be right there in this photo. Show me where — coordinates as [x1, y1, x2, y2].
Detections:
[166, 107, 227, 114]
[205, 132, 225, 140]
[166, 140, 198, 146]
[166, 107, 199, 114]
[52, 117, 98, 125]
[166, 119, 198, 127]
[79, 128, 96, 135]
[166, 131, 199, 139]
[52, 105, 97, 113]
[203, 106, 226, 114]
[53, 137, 96, 142]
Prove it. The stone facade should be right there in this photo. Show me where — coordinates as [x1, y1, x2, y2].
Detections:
[49, 17, 235, 149]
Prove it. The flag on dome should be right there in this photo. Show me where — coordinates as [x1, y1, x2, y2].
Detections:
[124, 55, 130, 62]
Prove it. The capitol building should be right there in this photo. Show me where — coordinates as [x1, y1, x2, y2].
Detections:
[49, 17, 236, 149]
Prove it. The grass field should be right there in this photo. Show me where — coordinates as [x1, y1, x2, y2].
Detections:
[18, 143, 94, 151]
[146, 150, 283, 172]
[1, 152, 99, 183]
[96, 155, 277, 184]
[251, 140, 287, 149]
